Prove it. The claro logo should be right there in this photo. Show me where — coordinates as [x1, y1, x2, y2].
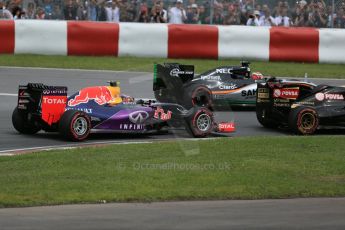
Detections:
[129, 111, 149, 124]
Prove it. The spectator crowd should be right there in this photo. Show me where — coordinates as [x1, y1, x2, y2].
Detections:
[0, 0, 344, 28]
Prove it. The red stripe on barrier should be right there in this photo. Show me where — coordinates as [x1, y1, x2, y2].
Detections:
[168, 24, 218, 59]
[67, 22, 119, 56]
[269, 27, 319, 63]
[0, 21, 15, 54]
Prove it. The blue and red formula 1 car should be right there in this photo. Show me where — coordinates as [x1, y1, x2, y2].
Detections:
[12, 81, 235, 141]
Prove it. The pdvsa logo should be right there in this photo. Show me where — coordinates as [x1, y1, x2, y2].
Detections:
[315, 93, 344, 101]
[129, 111, 149, 124]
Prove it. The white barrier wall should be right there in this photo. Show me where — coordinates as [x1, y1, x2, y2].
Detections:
[0, 20, 345, 63]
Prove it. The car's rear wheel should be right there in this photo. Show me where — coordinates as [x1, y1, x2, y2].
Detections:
[12, 108, 41, 134]
[256, 107, 278, 129]
[59, 110, 91, 141]
[183, 85, 213, 110]
[186, 107, 214, 137]
[289, 107, 319, 135]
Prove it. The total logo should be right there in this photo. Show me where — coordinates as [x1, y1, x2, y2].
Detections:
[129, 110, 149, 124]
[43, 97, 66, 104]
[218, 122, 236, 133]
[273, 88, 299, 99]
[315, 93, 344, 101]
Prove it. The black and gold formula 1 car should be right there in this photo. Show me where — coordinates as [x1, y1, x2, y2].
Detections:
[256, 77, 345, 135]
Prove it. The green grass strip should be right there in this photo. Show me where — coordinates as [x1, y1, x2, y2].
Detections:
[0, 54, 344, 78]
[0, 136, 344, 208]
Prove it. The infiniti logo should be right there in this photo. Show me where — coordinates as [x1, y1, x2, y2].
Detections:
[129, 111, 149, 124]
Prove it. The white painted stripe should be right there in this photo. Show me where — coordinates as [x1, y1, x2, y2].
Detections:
[0, 140, 155, 155]
[0, 137, 218, 156]
[15, 20, 67, 55]
[319, 28, 345, 64]
[119, 23, 168, 57]
[0, 66, 150, 74]
[218, 25, 270, 60]
[0, 93, 17, 96]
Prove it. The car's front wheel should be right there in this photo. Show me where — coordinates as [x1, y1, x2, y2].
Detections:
[186, 107, 214, 137]
[59, 110, 91, 141]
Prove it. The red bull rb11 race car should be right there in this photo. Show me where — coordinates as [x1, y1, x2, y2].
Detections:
[12, 82, 235, 141]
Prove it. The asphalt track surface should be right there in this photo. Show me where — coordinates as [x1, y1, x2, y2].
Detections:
[0, 198, 344, 230]
[1, 67, 345, 229]
[1, 67, 345, 154]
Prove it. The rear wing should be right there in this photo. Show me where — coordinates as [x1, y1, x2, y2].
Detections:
[18, 83, 68, 125]
[153, 63, 194, 92]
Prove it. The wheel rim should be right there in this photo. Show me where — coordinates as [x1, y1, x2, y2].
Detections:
[73, 117, 88, 136]
[300, 112, 316, 130]
[196, 113, 211, 132]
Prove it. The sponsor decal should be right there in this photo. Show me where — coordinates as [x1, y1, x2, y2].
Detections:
[129, 110, 149, 124]
[315, 93, 344, 101]
[41, 95, 67, 125]
[68, 86, 113, 106]
[258, 92, 269, 99]
[251, 72, 263, 80]
[215, 68, 232, 74]
[43, 97, 66, 104]
[19, 90, 30, 97]
[154, 107, 172, 121]
[169, 68, 193, 77]
[65, 107, 93, 114]
[43, 89, 67, 95]
[273, 88, 299, 99]
[241, 89, 256, 97]
[218, 122, 236, 133]
[219, 83, 237, 90]
[274, 103, 291, 107]
[258, 88, 269, 99]
[201, 75, 221, 81]
[17, 104, 27, 109]
[119, 124, 144, 130]
[274, 98, 289, 103]
[257, 98, 270, 103]
[213, 94, 225, 99]
[18, 99, 29, 103]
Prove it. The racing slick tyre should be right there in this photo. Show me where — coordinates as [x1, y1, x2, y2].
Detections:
[256, 108, 278, 129]
[59, 110, 91, 141]
[289, 107, 319, 135]
[186, 107, 214, 138]
[184, 85, 213, 110]
[12, 108, 41, 134]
